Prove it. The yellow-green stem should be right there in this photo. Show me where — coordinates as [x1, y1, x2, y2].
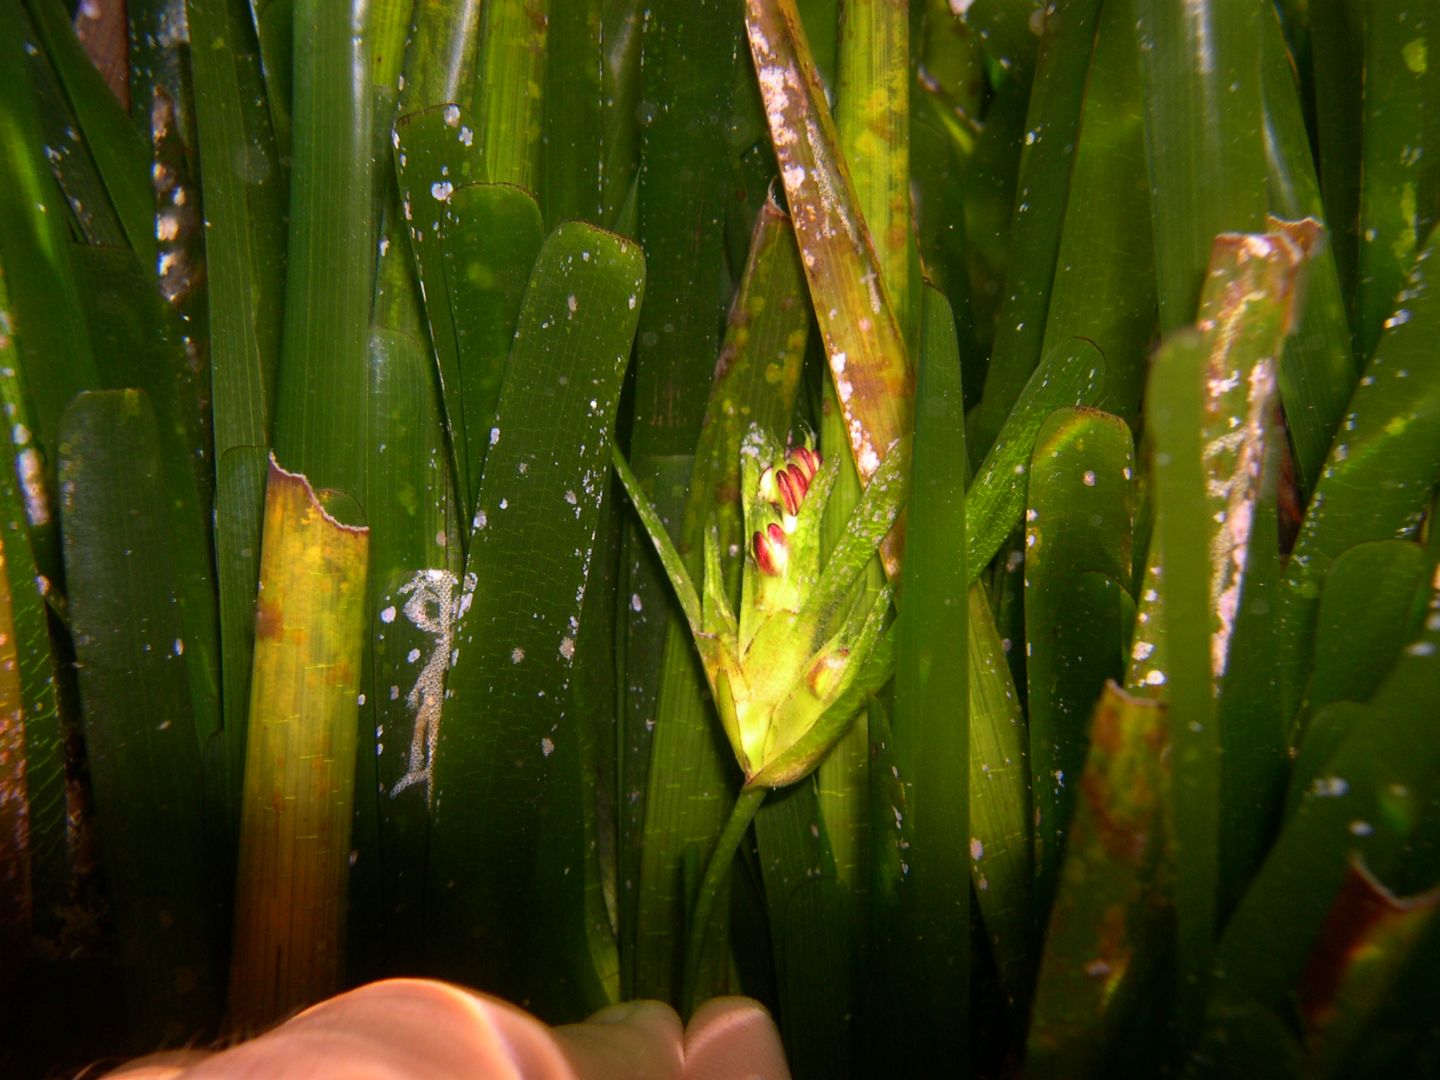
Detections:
[681, 785, 766, 1017]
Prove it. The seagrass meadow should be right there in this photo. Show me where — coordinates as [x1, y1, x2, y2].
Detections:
[0, 0, 1438, 1075]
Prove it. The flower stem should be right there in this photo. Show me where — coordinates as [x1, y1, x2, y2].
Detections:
[681, 784, 767, 1016]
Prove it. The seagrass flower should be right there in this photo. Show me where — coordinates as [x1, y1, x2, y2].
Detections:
[615, 426, 905, 788]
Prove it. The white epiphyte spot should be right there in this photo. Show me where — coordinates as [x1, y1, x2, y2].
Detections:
[19, 448, 49, 527]
[564, 490, 578, 506]
[567, 294, 578, 316]
[541, 737, 555, 757]
[381, 605, 397, 623]
[1310, 775, 1349, 798]
[390, 569, 476, 804]
[630, 593, 643, 612]
[442, 104, 460, 127]
[431, 180, 454, 201]
[406, 648, 422, 664]
[559, 637, 575, 662]
[490, 427, 501, 446]
[1082, 470, 1097, 487]
[511, 646, 526, 664]
[970, 837, 984, 860]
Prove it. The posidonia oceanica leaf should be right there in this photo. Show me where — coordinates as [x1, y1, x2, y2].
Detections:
[214, 447, 268, 823]
[425, 222, 643, 1019]
[270, 0, 374, 506]
[132, 0, 209, 361]
[865, 692, 911, 1060]
[363, 323, 460, 971]
[187, 0, 287, 459]
[753, 777, 845, 1077]
[1024, 407, 1135, 922]
[1027, 684, 1171, 1080]
[72, 246, 221, 750]
[599, 0, 643, 229]
[59, 391, 225, 1046]
[20, 0, 155, 267]
[949, 71, 1029, 377]
[970, 0, 1103, 456]
[443, 183, 545, 503]
[0, 446, 63, 942]
[813, 0, 911, 928]
[611, 447, 700, 635]
[1175, 226, 1307, 675]
[1354, 1, 1440, 362]
[910, 114, 974, 375]
[473, 0, 549, 192]
[834, 0, 916, 344]
[967, 587, 1034, 1012]
[0, 4, 99, 452]
[1298, 856, 1440, 1079]
[18, 12, 127, 249]
[778, 875, 856, 1074]
[365, 0, 415, 93]
[955, 0, 1042, 80]
[228, 455, 370, 1033]
[1136, 0, 1267, 333]
[1280, 226, 1440, 727]
[1125, 230, 1312, 984]
[1214, 581, 1440, 1034]
[0, 526, 28, 934]
[542, 0, 603, 224]
[631, 0, 737, 467]
[1144, 329, 1220, 1019]
[965, 336, 1105, 585]
[1300, 540, 1429, 720]
[1038, 0, 1156, 427]
[393, 104, 487, 510]
[1260, 4, 1357, 496]
[746, 0, 913, 576]
[1310, 2, 1363, 303]
[624, 0, 752, 1006]
[887, 282, 970, 1072]
[247, 0, 295, 154]
[395, 0, 479, 114]
[0, 275, 64, 943]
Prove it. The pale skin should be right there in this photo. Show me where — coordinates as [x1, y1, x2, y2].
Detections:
[104, 980, 791, 1080]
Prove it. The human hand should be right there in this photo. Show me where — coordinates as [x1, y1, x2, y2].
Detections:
[104, 979, 791, 1079]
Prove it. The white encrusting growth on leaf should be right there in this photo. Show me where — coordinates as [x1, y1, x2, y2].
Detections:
[390, 568, 477, 803]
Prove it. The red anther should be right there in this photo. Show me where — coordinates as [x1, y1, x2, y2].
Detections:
[776, 468, 800, 516]
[787, 446, 821, 482]
[753, 522, 789, 575]
[786, 462, 810, 498]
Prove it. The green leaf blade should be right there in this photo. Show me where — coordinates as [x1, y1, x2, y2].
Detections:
[426, 221, 644, 1018]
